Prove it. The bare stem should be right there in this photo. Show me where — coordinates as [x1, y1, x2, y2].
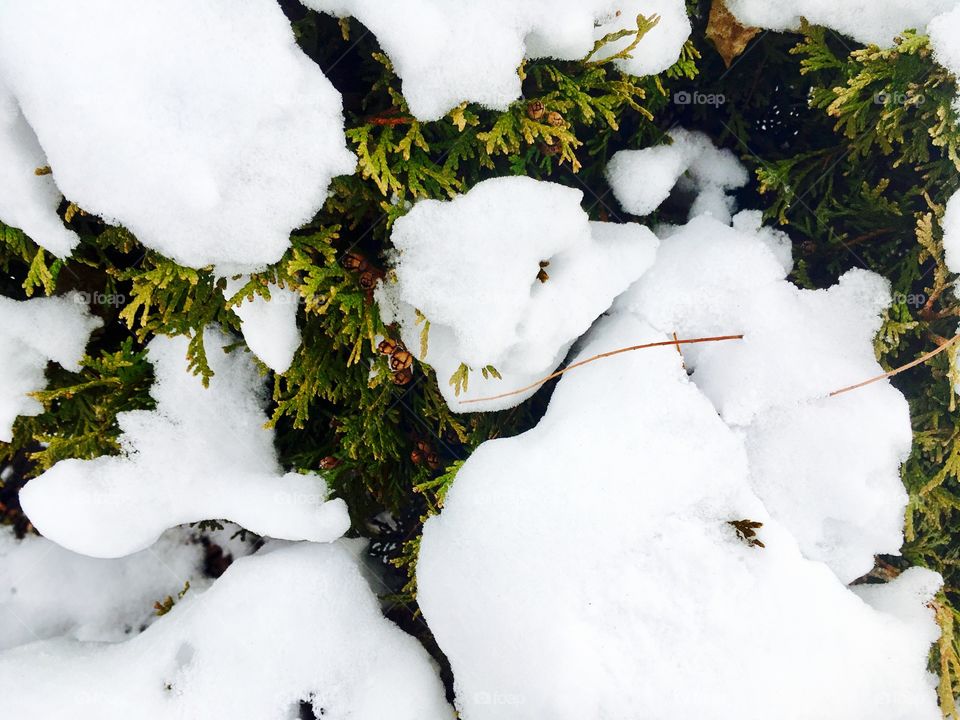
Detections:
[460, 334, 744, 405]
[829, 334, 960, 397]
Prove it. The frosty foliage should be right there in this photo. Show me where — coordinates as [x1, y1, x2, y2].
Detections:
[19, 329, 349, 558]
[301, 0, 691, 120]
[605, 128, 749, 222]
[0, 292, 102, 443]
[0, 0, 355, 272]
[416, 310, 940, 719]
[0, 542, 453, 719]
[0, 524, 254, 651]
[223, 277, 302, 374]
[726, 0, 959, 47]
[376, 176, 658, 411]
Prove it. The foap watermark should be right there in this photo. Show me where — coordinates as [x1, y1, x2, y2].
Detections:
[673, 90, 725, 107]
[873, 90, 925, 106]
[73, 290, 126, 308]
[892, 291, 927, 308]
[473, 691, 525, 706]
[273, 491, 328, 507]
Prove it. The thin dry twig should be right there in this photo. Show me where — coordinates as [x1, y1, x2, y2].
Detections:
[459, 334, 744, 405]
[460, 329, 960, 408]
[829, 333, 960, 397]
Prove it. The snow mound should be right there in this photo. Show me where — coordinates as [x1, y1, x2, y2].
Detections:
[940, 180, 960, 282]
[0, 80, 77, 257]
[0, 292, 102, 442]
[0, 542, 453, 720]
[0, 0, 355, 272]
[302, 1, 690, 120]
[726, 0, 958, 47]
[20, 328, 349, 558]
[376, 176, 658, 411]
[0, 524, 254, 651]
[416, 312, 940, 720]
[617, 212, 911, 582]
[224, 277, 302, 374]
[930, 6, 960, 86]
[606, 127, 749, 222]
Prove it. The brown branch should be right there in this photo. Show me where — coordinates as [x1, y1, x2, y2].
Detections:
[460, 334, 744, 405]
[366, 112, 414, 126]
[829, 334, 960, 397]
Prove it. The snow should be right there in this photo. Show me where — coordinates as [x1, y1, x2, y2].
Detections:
[584, 1, 691, 78]
[930, 9, 960, 282]
[0, 524, 254, 651]
[416, 310, 940, 720]
[376, 176, 658, 411]
[302, 1, 690, 120]
[941, 189, 960, 297]
[0, 5, 943, 712]
[726, 0, 958, 47]
[0, 80, 77, 257]
[0, 292, 102, 443]
[606, 128, 749, 222]
[224, 277, 302, 374]
[618, 213, 911, 582]
[930, 6, 960, 86]
[0, 0, 355, 273]
[0, 541, 453, 719]
[19, 328, 349, 558]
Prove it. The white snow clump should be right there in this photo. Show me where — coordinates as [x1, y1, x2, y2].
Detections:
[376, 176, 658, 411]
[301, 1, 691, 120]
[224, 277, 302, 374]
[0, 541, 453, 719]
[930, 6, 960, 89]
[0, 0, 355, 271]
[726, 0, 959, 47]
[0, 80, 78, 257]
[19, 328, 349, 558]
[416, 309, 940, 720]
[617, 212, 912, 582]
[0, 292, 102, 443]
[605, 127, 749, 222]
[0, 524, 253, 651]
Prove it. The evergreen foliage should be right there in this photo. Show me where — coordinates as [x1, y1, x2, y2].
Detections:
[3, 1, 960, 711]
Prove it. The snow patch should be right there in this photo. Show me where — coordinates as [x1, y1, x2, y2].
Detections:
[223, 277, 302, 374]
[0, 524, 254, 651]
[618, 213, 911, 582]
[416, 311, 939, 720]
[376, 176, 658, 411]
[0, 542, 453, 719]
[606, 128, 748, 223]
[726, 0, 958, 47]
[0, 80, 77, 257]
[0, 0, 355, 272]
[302, 1, 690, 120]
[0, 292, 102, 443]
[20, 328, 349, 558]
